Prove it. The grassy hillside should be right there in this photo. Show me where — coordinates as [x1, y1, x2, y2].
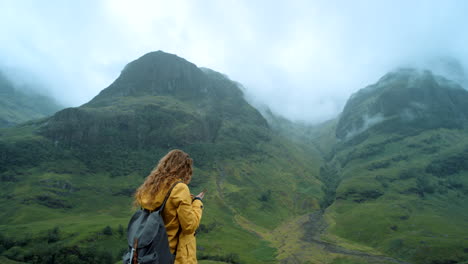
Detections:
[316, 69, 468, 264]
[322, 128, 468, 263]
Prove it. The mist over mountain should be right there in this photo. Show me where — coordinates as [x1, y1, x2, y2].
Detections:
[0, 71, 63, 128]
[420, 56, 468, 89]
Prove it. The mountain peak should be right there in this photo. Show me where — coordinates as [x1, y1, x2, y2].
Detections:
[336, 68, 468, 139]
[86, 51, 208, 106]
[122, 50, 195, 73]
[375, 68, 462, 90]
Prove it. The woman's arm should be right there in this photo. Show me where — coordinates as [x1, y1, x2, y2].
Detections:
[172, 183, 203, 234]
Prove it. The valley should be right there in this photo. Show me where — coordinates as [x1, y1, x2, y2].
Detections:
[1, 52, 468, 264]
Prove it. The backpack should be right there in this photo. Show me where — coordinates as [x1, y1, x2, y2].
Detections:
[122, 182, 181, 264]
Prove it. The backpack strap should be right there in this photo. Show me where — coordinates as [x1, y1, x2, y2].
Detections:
[158, 181, 183, 212]
[132, 238, 139, 264]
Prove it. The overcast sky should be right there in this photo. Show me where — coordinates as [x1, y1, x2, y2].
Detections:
[1, 0, 467, 123]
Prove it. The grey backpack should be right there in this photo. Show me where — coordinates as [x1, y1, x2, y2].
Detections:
[123, 182, 181, 264]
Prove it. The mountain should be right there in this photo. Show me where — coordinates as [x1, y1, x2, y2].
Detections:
[39, 51, 272, 172]
[0, 71, 63, 128]
[336, 68, 468, 140]
[0, 51, 323, 264]
[313, 69, 468, 264]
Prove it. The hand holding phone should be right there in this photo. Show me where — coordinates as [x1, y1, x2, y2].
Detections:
[195, 188, 207, 200]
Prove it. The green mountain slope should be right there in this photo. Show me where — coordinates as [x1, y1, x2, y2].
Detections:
[318, 69, 468, 264]
[0, 72, 63, 128]
[0, 51, 324, 264]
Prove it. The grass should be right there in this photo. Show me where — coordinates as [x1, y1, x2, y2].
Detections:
[0, 126, 324, 264]
[3, 123, 468, 263]
[2, 121, 468, 264]
[325, 128, 468, 264]
[0, 256, 28, 264]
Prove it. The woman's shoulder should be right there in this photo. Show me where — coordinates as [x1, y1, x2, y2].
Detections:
[172, 181, 189, 193]
[169, 182, 191, 202]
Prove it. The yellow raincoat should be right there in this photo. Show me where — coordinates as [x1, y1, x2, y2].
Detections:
[138, 182, 203, 264]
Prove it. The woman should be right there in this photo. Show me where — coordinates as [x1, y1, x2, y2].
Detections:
[134, 149, 204, 264]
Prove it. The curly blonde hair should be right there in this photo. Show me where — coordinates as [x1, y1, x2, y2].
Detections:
[134, 149, 193, 206]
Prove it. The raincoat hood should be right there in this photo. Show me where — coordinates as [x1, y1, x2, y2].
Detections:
[138, 191, 166, 211]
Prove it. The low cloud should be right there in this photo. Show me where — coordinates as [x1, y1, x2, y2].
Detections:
[344, 113, 385, 140]
[1, 0, 468, 123]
